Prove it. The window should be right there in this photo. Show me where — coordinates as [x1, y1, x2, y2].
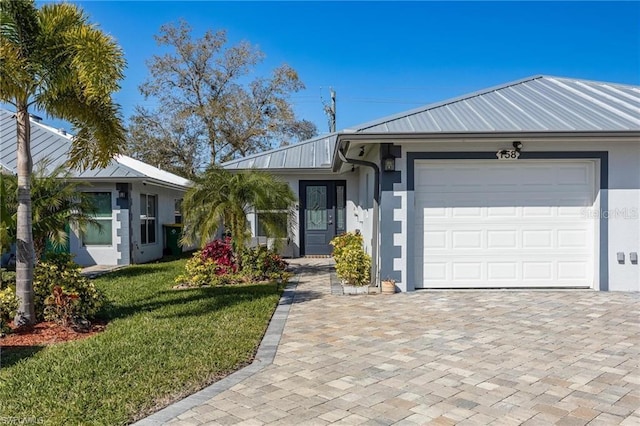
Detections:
[174, 199, 183, 224]
[336, 184, 346, 232]
[140, 194, 157, 244]
[256, 212, 289, 238]
[83, 192, 113, 245]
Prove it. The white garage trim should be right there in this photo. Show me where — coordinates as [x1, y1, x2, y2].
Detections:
[413, 159, 600, 289]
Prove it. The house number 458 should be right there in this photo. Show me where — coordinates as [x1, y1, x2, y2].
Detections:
[496, 149, 520, 160]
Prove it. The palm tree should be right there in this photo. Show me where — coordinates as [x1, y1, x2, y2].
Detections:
[0, 0, 126, 325]
[181, 166, 297, 252]
[1, 163, 101, 260]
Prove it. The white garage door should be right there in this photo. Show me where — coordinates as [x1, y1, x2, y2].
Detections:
[414, 160, 597, 288]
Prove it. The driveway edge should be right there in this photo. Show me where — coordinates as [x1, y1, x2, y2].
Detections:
[133, 278, 299, 426]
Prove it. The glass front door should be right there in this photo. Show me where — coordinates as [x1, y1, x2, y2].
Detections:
[300, 181, 346, 255]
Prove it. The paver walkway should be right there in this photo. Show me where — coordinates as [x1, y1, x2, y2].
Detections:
[141, 259, 640, 425]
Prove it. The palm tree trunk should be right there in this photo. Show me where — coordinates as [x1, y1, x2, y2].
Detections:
[15, 106, 36, 326]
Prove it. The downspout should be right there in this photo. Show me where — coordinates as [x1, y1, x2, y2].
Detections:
[337, 147, 380, 287]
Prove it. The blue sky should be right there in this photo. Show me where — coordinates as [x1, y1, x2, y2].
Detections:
[35, 1, 640, 135]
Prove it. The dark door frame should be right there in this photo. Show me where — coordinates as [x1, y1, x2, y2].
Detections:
[299, 180, 346, 256]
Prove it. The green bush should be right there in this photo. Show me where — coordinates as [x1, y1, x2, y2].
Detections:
[175, 252, 232, 287]
[239, 246, 289, 281]
[330, 232, 371, 286]
[175, 244, 291, 288]
[0, 286, 19, 334]
[1, 270, 16, 290]
[33, 252, 106, 322]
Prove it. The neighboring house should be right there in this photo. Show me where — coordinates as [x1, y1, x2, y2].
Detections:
[0, 109, 192, 267]
[224, 75, 640, 292]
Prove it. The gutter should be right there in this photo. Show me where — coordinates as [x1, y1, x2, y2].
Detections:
[337, 146, 380, 287]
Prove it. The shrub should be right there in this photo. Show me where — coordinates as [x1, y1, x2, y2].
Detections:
[238, 246, 289, 282]
[176, 240, 292, 288]
[0, 287, 19, 334]
[1, 270, 16, 290]
[175, 252, 232, 287]
[330, 232, 371, 286]
[33, 252, 106, 323]
[43, 286, 80, 328]
[200, 237, 237, 275]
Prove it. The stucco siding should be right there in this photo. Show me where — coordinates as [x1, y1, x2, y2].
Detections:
[69, 183, 119, 266]
[248, 172, 360, 258]
[130, 182, 187, 264]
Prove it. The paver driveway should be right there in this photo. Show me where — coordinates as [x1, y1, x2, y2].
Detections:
[148, 259, 640, 425]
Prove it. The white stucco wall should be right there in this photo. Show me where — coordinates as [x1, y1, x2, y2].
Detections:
[70, 183, 120, 266]
[379, 137, 640, 292]
[130, 182, 188, 264]
[69, 182, 188, 266]
[248, 172, 361, 258]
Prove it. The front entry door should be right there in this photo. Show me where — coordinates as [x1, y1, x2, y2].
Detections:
[300, 181, 346, 255]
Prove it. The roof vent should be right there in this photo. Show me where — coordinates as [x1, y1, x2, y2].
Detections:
[58, 128, 67, 136]
[29, 114, 43, 123]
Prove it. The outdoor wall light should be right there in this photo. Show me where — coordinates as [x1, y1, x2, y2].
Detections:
[359, 146, 365, 157]
[513, 141, 523, 151]
[383, 154, 396, 172]
[118, 191, 127, 199]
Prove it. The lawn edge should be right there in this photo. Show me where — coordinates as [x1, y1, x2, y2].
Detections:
[132, 277, 299, 426]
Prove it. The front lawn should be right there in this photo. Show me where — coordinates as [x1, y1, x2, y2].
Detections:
[0, 258, 283, 425]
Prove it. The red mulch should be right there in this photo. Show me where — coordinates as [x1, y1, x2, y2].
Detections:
[1, 320, 107, 348]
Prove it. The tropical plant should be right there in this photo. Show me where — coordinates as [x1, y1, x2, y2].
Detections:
[1, 162, 100, 260]
[238, 245, 289, 282]
[199, 237, 237, 275]
[0, 286, 19, 334]
[0, 0, 126, 325]
[330, 232, 371, 286]
[174, 252, 232, 288]
[181, 166, 296, 251]
[33, 252, 106, 323]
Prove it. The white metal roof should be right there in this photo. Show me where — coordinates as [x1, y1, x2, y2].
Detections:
[0, 109, 192, 189]
[222, 75, 640, 171]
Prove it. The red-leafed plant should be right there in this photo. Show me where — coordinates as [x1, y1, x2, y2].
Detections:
[200, 237, 237, 275]
[44, 285, 80, 328]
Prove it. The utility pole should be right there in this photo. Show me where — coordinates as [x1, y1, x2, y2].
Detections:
[324, 88, 336, 133]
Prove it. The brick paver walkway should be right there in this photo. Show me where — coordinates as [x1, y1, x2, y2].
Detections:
[142, 259, 640, 425]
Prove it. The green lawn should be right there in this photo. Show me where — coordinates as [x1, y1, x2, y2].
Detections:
[0, 258, 283, 425]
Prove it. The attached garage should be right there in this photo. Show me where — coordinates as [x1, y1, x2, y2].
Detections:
[225, 75, 640, 292]
[413, 160, 598, 288]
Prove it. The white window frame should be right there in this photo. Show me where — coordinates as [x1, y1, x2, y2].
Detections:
[140, 193, 157, 245]
[82, 191, 113, 246]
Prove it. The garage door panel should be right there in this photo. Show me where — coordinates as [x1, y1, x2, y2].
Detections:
[522, 230, 553, 248]
[487, 231, 517, 248]
[558, 230, 588, 247]
[558, 262, 589, 279]
[487, 262, 518, 280]
[453, 263, 482, 280]
[414, 160, 596, 289]
[522, 262, 553, 280]
[452, 231, 482, 249]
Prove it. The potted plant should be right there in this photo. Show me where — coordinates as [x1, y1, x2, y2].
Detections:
[330, 232, 371, 295]
[381, 277, 396, 294]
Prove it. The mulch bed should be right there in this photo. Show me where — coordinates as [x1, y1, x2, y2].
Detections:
[1, 320, 107, 348]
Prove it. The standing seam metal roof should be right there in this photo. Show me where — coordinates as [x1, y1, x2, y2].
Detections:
[0, 109, 191, 188]
[222, 75, 639, 171]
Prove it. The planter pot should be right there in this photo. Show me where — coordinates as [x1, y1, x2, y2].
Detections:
[342, 284, 370, 295]
[381, 280, 396, 294]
